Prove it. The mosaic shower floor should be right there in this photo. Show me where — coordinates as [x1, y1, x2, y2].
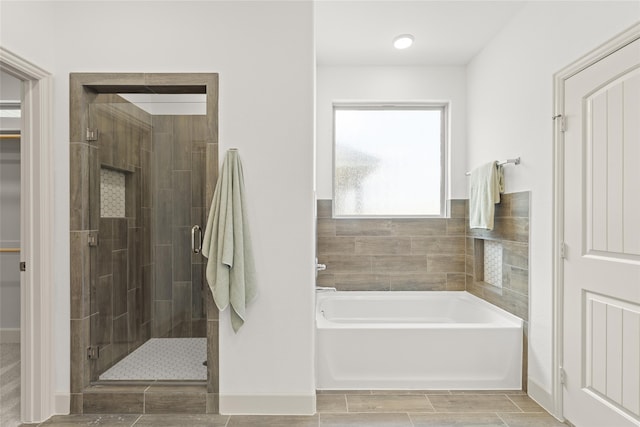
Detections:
[99, 338, 207, 381]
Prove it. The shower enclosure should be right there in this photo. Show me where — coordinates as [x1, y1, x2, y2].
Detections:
[69, 73, 219, 413]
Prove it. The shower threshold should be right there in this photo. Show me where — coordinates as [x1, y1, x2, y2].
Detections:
[99, 338, 207, 381]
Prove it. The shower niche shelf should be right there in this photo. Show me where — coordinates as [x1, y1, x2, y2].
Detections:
[471, 237, 505, 291]
[100, 167, 126, 218]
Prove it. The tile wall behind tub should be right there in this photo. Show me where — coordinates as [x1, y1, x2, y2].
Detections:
[465, 192, 530, 323]
[316, 200, 467, 291]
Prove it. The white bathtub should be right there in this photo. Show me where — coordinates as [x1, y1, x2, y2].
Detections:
[316, 291, 523, 390]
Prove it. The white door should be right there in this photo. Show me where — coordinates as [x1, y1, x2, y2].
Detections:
[563, 34, 640, 427]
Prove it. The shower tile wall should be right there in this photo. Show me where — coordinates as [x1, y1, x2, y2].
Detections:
[70, 73, 220, 414]
[152, 115, 207, 339]
[316, 200, 467, 291]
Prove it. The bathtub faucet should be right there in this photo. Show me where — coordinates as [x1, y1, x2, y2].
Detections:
[316, 286, 337, 292]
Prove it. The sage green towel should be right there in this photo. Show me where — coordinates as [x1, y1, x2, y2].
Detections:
[469, 161, 504, 230]
[202, 149, 257, 332]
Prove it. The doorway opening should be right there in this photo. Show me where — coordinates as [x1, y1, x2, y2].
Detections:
[0, 69, 22, 427]
[1, 47, 54, 424]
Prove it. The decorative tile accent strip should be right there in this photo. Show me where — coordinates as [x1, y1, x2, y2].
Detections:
[484, 240, 503, 288]
[100, 168, 125, 218]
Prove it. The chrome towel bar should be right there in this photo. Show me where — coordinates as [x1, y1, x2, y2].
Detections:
[465, 157, 520, 176]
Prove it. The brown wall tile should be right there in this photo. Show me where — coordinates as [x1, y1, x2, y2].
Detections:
[372, 255, 429, 273]
[389, 273, 446, 291]
[192, 264, 205, 319]
[173, 227, 192, 282]
[427, 254, 465, 273]
[446, 218, 466, 235]
[70, 143, 88, 231]
[70, 319, 86, 393]
[155, 300, 172, 338]
[156, 189, 173, 245]
[411, 236, 464, 255]
[336, 219, 393, 236]
[88, 146, 100, 229]
[94, 275, 113, 347]
[155, 245, 172, 299]
[112, 249, 129, 317]
[317, 236, 355, 254]
[141, 149, 154, 208]
[503, 241, 529, 269]
[316, 273, 336, 287]
[446, 273, 466, 291]
[173, 116, 192, 170]
[192, 152, 205, 208]
[449, 199, 466, 218]
[112, 313, 129, 362]
[317, 199, 332, 218]
[323, 255, 372, 274]
[317, 218, 336, 237]
[172, 282, 192, 337]
[333, 274, 390, 291]
[392, 219, 446, 236]
[70, 231, 90, 320]
[173, 171, 192, 227]
[494, 195, 511, 218]
[355, 237, 411, 255]
[503, 266, 528, 296]
[510, 192, 530, 218]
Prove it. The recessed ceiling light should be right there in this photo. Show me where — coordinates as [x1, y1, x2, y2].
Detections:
[393, 34, 414, 50]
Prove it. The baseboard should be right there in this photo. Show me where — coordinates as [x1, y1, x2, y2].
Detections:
[0, 328, 20, 343]
[54, 393, 70, 415]
[219, 393, 316, 415]
[527, 378, 556, 417]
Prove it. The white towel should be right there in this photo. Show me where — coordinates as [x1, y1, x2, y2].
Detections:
[469, 161, 504, 230]
[202, 149, 257, 332]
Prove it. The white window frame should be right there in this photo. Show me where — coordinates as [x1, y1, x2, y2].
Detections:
[332, 102, 449, 218]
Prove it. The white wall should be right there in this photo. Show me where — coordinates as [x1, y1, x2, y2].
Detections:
[316, 66, 467, 201]
[0, 0, 316, 414]
[466, 0, 640, 415]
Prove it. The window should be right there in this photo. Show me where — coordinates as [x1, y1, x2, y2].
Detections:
[333, 104, 447, 217]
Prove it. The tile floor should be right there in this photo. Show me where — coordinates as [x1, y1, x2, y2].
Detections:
[20, 390, 567, 426]
[1, 343, 21, 427]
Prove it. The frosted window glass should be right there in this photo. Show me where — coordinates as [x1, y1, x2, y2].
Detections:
[334, 108, 443, 216]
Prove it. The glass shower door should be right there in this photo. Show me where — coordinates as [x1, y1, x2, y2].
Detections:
[88, 93, 208, 381]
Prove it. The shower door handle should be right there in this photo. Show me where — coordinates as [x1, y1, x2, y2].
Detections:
[192, 225, 202, 254]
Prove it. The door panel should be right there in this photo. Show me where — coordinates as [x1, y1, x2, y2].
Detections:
[563, 36, 640, 427]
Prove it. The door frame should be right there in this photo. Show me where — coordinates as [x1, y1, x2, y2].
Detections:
[552, 22, 640, 422]
[0, 47, 55, 423]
